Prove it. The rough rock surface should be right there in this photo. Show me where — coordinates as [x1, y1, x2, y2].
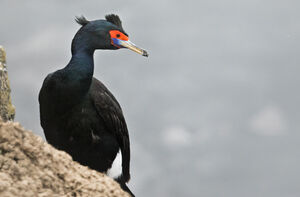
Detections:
[0, 120, 130, 197]
[0, 46, 15, 121]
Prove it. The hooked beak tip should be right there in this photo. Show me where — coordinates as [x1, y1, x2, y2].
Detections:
[142, 50, 149, 57]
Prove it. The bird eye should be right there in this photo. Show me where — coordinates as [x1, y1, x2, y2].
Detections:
[116, 34, 120, 38]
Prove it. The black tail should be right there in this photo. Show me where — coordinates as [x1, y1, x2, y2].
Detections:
[116, 176, 135, 197]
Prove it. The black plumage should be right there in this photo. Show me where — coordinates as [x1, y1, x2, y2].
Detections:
[39, 14, 147, 197]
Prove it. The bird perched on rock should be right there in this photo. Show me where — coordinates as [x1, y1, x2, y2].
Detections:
[39, 14, 148, 197]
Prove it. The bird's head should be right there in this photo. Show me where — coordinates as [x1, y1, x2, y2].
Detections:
[72, 14, 148, 57]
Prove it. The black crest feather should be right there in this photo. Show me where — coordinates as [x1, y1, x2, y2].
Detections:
[105, 14, 123, 29]
[75, 16, 89, 26]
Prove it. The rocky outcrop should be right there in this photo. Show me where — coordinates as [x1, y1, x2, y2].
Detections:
[0, 120, 130, 197]
[0, 46, 15, 121]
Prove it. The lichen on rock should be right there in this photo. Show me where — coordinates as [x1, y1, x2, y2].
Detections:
[0, 46, 15, 122]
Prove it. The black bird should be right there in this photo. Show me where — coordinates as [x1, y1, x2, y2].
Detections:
[39, 14, 148, 196]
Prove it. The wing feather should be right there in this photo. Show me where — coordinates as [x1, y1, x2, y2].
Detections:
[90, 78, 131, 182]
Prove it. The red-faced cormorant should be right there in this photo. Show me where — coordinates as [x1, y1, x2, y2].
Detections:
[39, 14, 148, 197]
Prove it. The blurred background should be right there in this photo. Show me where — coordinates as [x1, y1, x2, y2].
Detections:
[1, 0, 300, 196]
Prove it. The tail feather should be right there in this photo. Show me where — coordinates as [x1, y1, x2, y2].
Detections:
[116, 176, 135, 197]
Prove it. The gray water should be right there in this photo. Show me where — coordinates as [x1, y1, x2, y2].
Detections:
[1, 0, 300, 196]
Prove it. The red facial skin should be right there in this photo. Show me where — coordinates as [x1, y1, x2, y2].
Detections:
[109, 30, 129, 48]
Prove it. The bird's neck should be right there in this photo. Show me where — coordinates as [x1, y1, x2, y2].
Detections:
[66, 49, 95, 79]
[59, 49, 95, 106]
